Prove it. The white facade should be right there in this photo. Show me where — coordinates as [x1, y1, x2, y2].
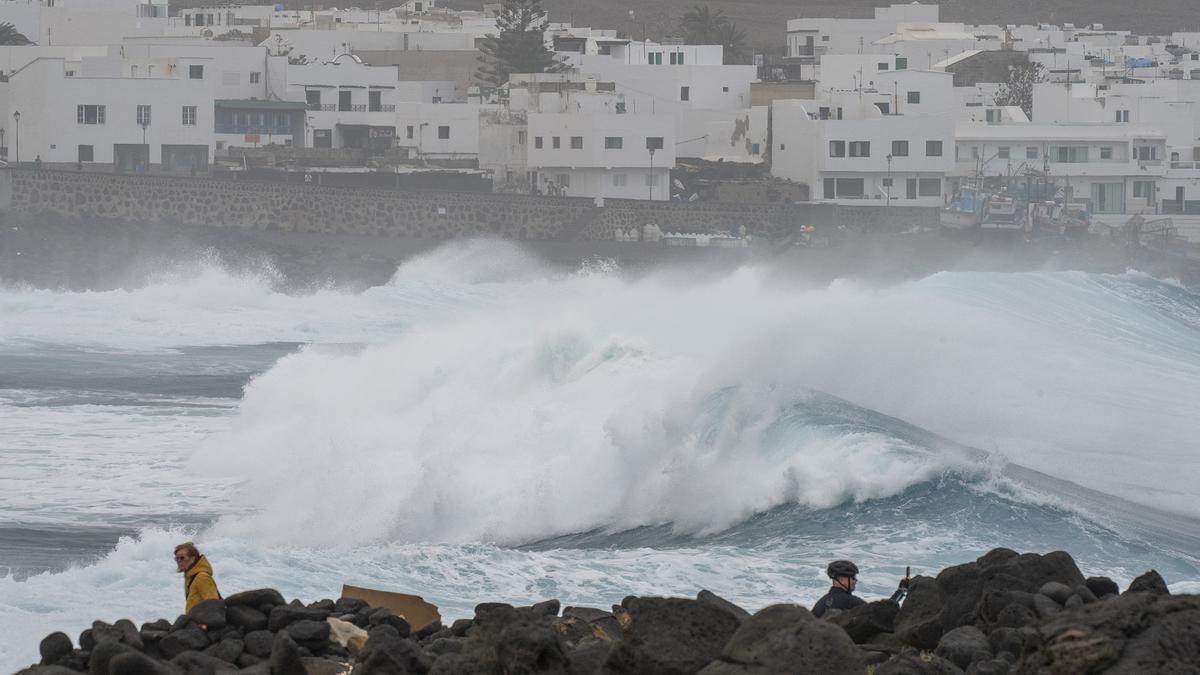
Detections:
[772, 71, 956, 207]
[953, 122, 1168, 216]
[0, 56, 213, 169]
[525, 111, 674, 200]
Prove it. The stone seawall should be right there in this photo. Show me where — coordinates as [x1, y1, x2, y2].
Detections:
[0, 169, 938, 240]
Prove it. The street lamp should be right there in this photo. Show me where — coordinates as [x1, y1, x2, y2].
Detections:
[12, 110, 20, 164]
[886, 153, 893, 206]
[0, 127, 6, 159]
[140, 121, 150, 172]
[648, 147, 656, 200]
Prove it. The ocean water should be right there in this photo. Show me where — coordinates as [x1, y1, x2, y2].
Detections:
[3, 240, 1200, 671]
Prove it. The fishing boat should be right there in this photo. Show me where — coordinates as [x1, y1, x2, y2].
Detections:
[981, 192, 1028, 229]
[941, 184, 990, 229]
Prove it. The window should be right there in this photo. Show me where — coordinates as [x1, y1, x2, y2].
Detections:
[1100, 146, 1113, 159]
[131, 65, 138, 78]
[535, 136, 543, 149]
[823, 177, 865, 198]
[1133, 181, 1155, 201]
[556, 173, 570, 187]
[882, 178, 893, 187]
[250, 71, 261, 84]
[1115, 110, 1129, 122]
[612, 173, 626, 187]
[1091, 182, 1125, 213]
[751, 143, 760, 155]
[407, 126, 415, 140]
[338, 90, 351, 112]
[136, 105, 151, 126]
[206, 13, 213, 25]
[1134, 145, 1157, 161]
[926, 140, 943, 157]
[918, 178, 941, 197]
[670, 52, 685, 65]
[829, 141, 845, 157]
[849, 141, 870, 157]
[185, 14, 191, 26]
[822, 35, 829, 41]
[646, 137, 665, 151]
[306, 90, 321, 107]
[875, 102, 890, 114]
[997, 146, 1010, 159]
[878, 62, 889, 71]
[896, 57, 908, 69]
[605, 136, 623, 150]
[985, 109, 1001, 124]
[76, 104, 105, 124]
[552, 136, 560, 149]
[182, 106, 197, 126]
[722, 86, 729, 93]
[1027, 146, 1040, 159]
[819, 107, 831, 120]
[891, 140, 908, 157]
[570, 136, 583, 149]
[1054, 146, 1088, 163]
[649, 52, 662, 65]
[368, 91, 382, 112]
[438, 125, 450, 139]
[907, 91, 920, 104]
[517, 130, 527, 145]
[189, 65, 203, 79]
[615, 102, 626, 114]
[77, 144, 93, 162]
[680, 86, 690, 101]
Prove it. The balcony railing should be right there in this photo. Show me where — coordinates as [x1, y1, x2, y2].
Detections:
[216, 124, 293, 135]
[1169, 160, 1199, 169]
[368, 104, 396, 112]
[308, 103, 336, 112]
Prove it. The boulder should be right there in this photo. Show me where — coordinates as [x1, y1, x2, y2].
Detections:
[413, 621, 442, 641]
[696, 591, 751, 625]
[225, 590, 286, 610]
[994, 603, 1037, 629]
[696, 603, 865, 675]
[569, 641, 615, 675]
[603, 597, 740, 675]
[188, 601, 227, 631]
[268, 632, 306, 675]
[448, 619, 473, 638]
[227, 606, 268, 632]
[826, 600, 898, 643]
[495, 614, 570, 674]
[283, 621, 330, 645]
[306, 600, 336, 613]
[298, 657, 348, 675]
[1032, 594, 1061, 619]
[113, 621, 144, 652]
[986, 627, 1023, 661]
[170, 650, 238, 675]
[1126, 570, 1170, 596]
[40, 632, 74, 665]
[366, 609, 411, 639]
[934, 626, 992, 670]
[107, 651, 182, 675]
[243, 631, 276, 659]
[894, 576, 945, 650]
[202, 638, 244, 664]
[531, 599, 562, 617]
[1085, 576, 1119, 599]
[92, 622, 127, 646]
[80, 630, 95, 653]
[875, 653, 964, 675]
[1016, 591, 1200, 673]
[1037, 583, 1074, 606]
[332, 598, 368, 615]
[159, 628, 210, 660]
[268, 607, 330, 633]
[237, 654, 264, 669]
[356, 626, 430, 675]
[89, 641, 135, 675]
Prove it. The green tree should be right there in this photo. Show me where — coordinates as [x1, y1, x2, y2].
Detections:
[0, 22, 32, 46]
[680, 5, 728, 44]
[713, 21, 748, 65]
[679, 5, 747, 65]
[476, 0, 562, 89]
[993, 62, 1046, 119]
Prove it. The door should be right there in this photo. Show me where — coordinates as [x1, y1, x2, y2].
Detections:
[339, 90, 352, 112]
[1178, 187, 1185, 213]
[369, 91, 382, 112]
[906, 178, 917, 200]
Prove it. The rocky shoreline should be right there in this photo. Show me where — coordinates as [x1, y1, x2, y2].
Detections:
[17, 548, 1198, 675]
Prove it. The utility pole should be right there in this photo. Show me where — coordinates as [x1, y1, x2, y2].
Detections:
[648, 147, 656, 200]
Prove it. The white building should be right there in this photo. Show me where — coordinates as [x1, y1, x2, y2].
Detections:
[953, 122, 1168, 218]
[0, 56, 213, 170]
[772, 69, 956, 206]
[0, 0, 169, 47]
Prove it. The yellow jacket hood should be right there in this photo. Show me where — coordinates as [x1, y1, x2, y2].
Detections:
[184, 555, 220, 612]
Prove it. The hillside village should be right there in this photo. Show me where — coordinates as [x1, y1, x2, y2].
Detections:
[1, 0, 1200, 242]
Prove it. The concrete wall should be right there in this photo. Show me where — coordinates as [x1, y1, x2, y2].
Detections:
[0, 169, 938, 240]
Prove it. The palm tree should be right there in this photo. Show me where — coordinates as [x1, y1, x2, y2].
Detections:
[680, 5, 729, 45]
[0, 22, 32, 46]
[713, 21, 748, 64]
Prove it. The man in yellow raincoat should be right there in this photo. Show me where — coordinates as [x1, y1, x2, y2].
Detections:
[174, 542, 221, 612]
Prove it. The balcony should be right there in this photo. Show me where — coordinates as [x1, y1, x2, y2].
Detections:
[216, 124, 293, 135]
[308, 103, 336, 112]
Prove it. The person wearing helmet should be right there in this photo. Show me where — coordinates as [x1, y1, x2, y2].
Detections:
[811, 560, 909, 618]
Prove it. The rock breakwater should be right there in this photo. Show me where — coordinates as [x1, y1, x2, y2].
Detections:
[16, 549, 1198, 675]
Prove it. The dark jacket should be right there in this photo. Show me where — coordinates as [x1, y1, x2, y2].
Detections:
[812, 586, 865, 618]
